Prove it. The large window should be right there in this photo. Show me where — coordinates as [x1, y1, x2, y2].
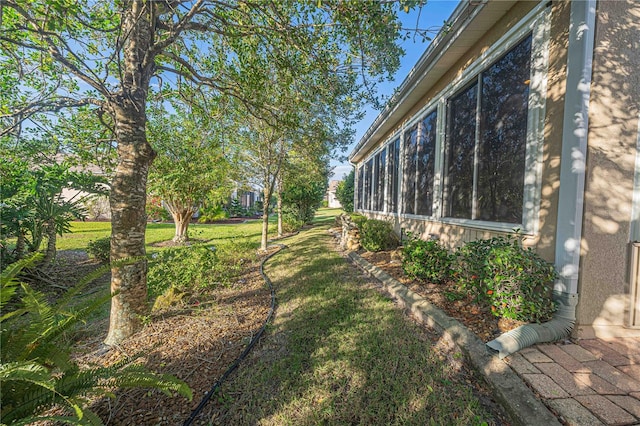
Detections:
[372, 154, 380, 211]
[376, 148, 386, 211]
[356, 166, 364, 210]
[388, 138, 400, 213]
[417, 110, 437, 216]
[364, 158, 373, 211]
[402, 123, 418, 214]
[446, 83, 477, 219]
[445, 34, 532, 223]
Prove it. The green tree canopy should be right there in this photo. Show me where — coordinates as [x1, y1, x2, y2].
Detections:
[1, 0, 425, 344]
[336, 168, 355, 213]
[147, 99, 233, 243]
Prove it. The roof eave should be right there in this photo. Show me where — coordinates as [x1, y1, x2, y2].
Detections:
[349, 0, 519, 164]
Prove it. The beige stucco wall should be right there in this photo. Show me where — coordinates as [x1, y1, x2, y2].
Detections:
[575, 0, 640, 338]
[356, 0, 640, 338]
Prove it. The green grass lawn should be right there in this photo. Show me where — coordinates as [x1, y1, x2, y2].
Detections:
[209, 215, 498, 425]
[56, 217, 279, 251]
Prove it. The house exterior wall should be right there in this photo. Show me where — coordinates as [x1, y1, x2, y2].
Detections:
[352, 0, 640, 338]
[576, 0, 640, 337]
[355, 1, 547, 252]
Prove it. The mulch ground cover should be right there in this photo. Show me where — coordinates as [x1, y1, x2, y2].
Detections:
[356, 249, 525, 343]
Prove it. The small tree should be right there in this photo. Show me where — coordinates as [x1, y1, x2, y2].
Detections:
[147, 102, 232, 244]
[335, 168, 355, 213]
[281, 159, 329, 226]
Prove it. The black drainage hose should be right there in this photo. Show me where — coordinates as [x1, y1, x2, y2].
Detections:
[183, 243, 285, 426]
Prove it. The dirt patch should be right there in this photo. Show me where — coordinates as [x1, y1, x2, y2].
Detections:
[150, 238, 211, 248]
[356, 248, 525, 343]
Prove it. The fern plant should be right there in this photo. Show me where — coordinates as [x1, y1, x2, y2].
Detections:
[1, 255, 192, 425]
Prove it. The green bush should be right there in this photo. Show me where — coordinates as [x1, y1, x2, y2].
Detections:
[147, 239, 258, 300]
[281, 205, 305, 232]
[349, 213, 367, 228]
[197, 204, 229, 223]
[1, 255, 192, 425]
[87, 236, 111, 263]
[282, 218, 304, 233]
[335, 169, 355, 213]
[484, 243, 557, 322]
[359, 219, 399, 252]
[452, 235, 557, 323]
[452, 236, 511, 304]
[147, 245, 220, 298]
[402, 236, 452, 284]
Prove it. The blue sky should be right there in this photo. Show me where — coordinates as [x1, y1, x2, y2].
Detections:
[330, 0, 458, 181]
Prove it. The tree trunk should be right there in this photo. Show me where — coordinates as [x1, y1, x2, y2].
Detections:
[104, 102, 156, 346]
[170, 209, 194, 244]
[277, 190, 283, 237]
[261, 186, 270, 251]
[104, 1, 157, 346]
[42, 221, 57, 264]
[15, 230, 25, 260]
[276, 177, 283, 237]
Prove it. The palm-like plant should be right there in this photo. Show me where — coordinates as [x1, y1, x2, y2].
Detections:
[1, 255, 192, 425]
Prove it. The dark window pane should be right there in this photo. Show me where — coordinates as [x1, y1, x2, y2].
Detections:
[417, 110, 437, 216]
[378, 148, 386, 211]
[403, 124, 418, 214]
[446, 83, 477, 219]
[388, 138, 400, 213]
[357, 166, 364, 210]
[477, 35, 532, 223]
[365, 158, 373, 210]
[372, 154, 380, 211]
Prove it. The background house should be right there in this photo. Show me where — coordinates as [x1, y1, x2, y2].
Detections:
[350, 0, 640, 340]
[326, 180, 343, 209]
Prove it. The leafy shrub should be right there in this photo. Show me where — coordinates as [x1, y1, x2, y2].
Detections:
[452, 236, 512, 303]
[87, 236, 111, 263]
[148, 239, 258, 300]
[1, 255, 192, 425]
[147, 245, 220, 298]
[359, 219, 399, 252]
[281, 205, 305, 232]
[197, 204, 228, 223]
[226, 198, 247, 217]
[335, 169, 355, 213]
[484, 243, 557, 322]
[349, 213, 367, 228]
[452, 235, 557, 323]
[282, 218, 304, 233]
[402, 236, 452, 284]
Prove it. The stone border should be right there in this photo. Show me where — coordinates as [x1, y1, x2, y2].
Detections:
[347, 251, 561, 426]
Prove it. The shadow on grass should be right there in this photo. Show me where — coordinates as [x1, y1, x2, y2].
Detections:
[203, 224, 503, 425]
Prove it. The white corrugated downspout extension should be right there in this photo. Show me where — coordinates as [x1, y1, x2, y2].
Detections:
[487, 0, 597, 359]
